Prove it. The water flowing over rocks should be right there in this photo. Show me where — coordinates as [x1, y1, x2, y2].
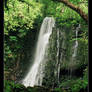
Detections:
[22, 17, 55, 87]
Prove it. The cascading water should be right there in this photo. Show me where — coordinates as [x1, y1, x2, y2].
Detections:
[22, 17, 55, 87]
[69, 24, 80, 78]
[56, 29, 60, 84]
[72, 24, 80, 58]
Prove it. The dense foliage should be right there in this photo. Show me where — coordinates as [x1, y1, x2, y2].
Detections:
[4, 0, 44, 80]
[4, 0, 88, 92]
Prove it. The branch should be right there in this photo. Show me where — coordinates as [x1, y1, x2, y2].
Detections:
[54, 0, 88, 23]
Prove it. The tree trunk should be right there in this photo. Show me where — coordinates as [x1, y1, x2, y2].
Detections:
[54, 0, 88, 23]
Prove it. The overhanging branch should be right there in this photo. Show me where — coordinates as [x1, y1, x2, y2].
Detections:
[53, 0, 88, 23]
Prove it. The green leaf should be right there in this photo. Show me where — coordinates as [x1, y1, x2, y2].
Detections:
[10, 36, 17, 41]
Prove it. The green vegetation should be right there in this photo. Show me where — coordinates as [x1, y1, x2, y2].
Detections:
[4, 0, 44, 80]
[4, 0, 88, 92]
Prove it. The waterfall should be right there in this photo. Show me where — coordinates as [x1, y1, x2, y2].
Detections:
[22, 17, 55, 87]
[69, 24, 80, 78]
[54, 28, 62, 85]
[56, 29, 60, 83]
[72, 24, 80, 58]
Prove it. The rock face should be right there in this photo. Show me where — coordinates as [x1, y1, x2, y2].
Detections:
[42, 24, 88, 88]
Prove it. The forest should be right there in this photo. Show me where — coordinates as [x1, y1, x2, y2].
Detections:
[4, 0, 88, 92]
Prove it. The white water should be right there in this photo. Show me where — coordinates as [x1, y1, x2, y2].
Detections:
[54, 29, 62, 84]
[69, 24, 80, 78]
[22, 17, 55, 87]
[57, 29, 60, 83]
[72, 24, 80, 58]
